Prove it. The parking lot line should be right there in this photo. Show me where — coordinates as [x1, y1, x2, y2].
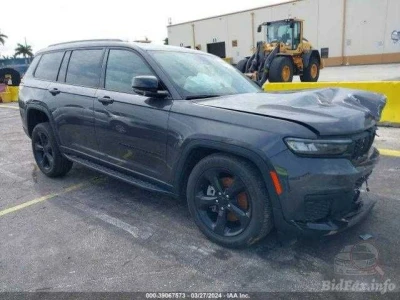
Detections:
[379, 148, 400, 157]
[0, 182, 88, 218]
[0, 105, 19, 110]
[71, 202, 154, 240]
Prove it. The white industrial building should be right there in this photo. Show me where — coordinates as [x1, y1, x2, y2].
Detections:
[168, 0, 400, 66]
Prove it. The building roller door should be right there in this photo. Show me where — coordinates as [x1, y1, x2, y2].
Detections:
[207, 42, 226, 58]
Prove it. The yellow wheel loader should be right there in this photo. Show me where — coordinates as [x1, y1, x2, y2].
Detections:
[236, 19, 323, 85]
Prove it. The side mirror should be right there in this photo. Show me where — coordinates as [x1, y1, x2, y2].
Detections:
[257, 25, 262, 33]
[132, 76, 169, 99]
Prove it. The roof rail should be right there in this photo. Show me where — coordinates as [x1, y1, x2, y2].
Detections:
[49, 39, 124, 47]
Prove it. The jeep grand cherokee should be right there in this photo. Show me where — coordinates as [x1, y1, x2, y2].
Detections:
[19, 40, 386, 248]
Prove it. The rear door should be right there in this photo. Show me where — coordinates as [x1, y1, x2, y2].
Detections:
[94, 48, 172, 182]
[48, 48, 105, 157]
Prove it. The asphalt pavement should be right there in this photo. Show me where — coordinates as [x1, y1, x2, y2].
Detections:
[0, 102, 399, 297]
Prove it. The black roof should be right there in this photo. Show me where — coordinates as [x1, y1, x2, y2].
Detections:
[36, 39, 201, 55]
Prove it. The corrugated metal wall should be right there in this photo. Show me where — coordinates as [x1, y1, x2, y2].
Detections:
[168, 0, 400, 65]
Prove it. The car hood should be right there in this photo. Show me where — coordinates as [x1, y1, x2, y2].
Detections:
[193, 88, 387, 135]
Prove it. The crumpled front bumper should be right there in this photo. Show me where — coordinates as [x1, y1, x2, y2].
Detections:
[272, 192, 376, 238]
[293, 193, 376, 236]
[270, 147, 379, 238]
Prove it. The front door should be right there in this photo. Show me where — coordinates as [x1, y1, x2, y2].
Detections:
[94, 48, 172, 182]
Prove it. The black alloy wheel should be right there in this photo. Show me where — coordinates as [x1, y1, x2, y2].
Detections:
[187, 154, 273, 248]
[31, 122, 73, 177]
[194, 168, 251, 237]
[33, 131, 54, 172]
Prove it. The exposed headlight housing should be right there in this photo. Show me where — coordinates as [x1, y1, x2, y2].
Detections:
[284, 138, 352, 156]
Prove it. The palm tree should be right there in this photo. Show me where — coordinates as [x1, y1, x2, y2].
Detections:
[0, 30, 7, 45]
[15, 42, 33, 58]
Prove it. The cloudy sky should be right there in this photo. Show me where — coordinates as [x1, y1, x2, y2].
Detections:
[0, 0, 289, 57]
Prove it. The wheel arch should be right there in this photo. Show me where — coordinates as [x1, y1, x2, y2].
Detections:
[26, 105, 51, 137]
[303, 50, 321, 69]
[26, 104, 62, 145]
[174, 140, 282, 210]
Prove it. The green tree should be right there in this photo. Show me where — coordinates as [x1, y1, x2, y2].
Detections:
[163, 37, 169, 45]
[14, 42, 33, 58]
[0, 30, 7, 45]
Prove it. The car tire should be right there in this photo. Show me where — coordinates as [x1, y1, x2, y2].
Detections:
[300, 57, 320, 82]
[236, 58, 249, 73]
[269, 56, 294, 83]
[186, 154, 273, 248]
[32, 122, 73, 178]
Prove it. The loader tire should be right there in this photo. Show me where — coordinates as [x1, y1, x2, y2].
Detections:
[300, 57, 320, 82]
[269, 57, 294, 83]
[236, 59, 249, 73]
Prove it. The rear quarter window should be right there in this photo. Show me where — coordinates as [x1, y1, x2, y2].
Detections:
[66, 49, 104, 88]
[23, 55, 41, 79]
[34, 52, 65, 81]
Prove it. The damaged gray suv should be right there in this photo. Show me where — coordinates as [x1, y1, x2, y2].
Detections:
[19, 40, 386, 247]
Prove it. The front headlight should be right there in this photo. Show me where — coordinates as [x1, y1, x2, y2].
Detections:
[284, 138, 352, 156]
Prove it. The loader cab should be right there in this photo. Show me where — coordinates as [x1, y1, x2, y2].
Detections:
[258, 19, 302, 51]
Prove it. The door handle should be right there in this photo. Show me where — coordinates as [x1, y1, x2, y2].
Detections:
[48, 88, 61, 96]
[98, 96, 114, 105]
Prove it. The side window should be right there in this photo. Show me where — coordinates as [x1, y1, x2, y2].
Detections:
[66, 49, 103, 88]
[57, 51, 71, 82]
[34, 52, 64, 81]
[105, 49, 154, 94]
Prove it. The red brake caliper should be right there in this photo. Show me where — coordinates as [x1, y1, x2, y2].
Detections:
[222, 177, 248, 222]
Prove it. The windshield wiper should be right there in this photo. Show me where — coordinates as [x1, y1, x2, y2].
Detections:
[185, 95, 221, 100]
